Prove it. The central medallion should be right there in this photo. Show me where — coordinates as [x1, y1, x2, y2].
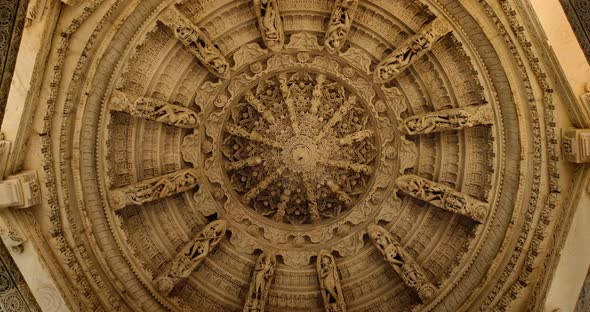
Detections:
[221, 71, 378, 225]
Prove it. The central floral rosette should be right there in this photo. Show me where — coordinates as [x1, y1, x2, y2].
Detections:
[221, 71, 378, 225]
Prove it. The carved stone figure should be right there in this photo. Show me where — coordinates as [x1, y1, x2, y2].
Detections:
[324, 0, 358, 54]
[154, 220, 228, 295]
[244, 252, 276, 312]
[374, 18, 452, 83]
[254, 0, 284, 51]
[159, 6, 230, 78]
[367, 225, 437, 302]
[317, 251, 346, 312]
[401, 105, 493, 135]
[395, 175, 488, 222]
[110, 90, 199, 128]
[109, 169, 199, 210]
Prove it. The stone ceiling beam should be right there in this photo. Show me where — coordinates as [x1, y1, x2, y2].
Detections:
[395, 175, 487, 222]
[110, 90, 199, 128]
[108, 169, 199, 211]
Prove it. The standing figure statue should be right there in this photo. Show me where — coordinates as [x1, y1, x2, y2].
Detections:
[324, 0, 358, 53]
[317, 251, 346, 312]
[244, 252, 276, 312]
[254, 0, 284, 51]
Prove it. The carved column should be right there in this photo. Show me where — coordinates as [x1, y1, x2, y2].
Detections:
[253, 0, 284, 52]
[154, 220, 228, 295]
[324, 0, 358, 54]
[367, 225, 437, 302]
[243, 251, 276, 312]
[317, 251, 346, 312]
[374, 18, 452, 84]
[159, 6, 230, 79]
[400, 105, 493, 135]
[395, 175, 487, 222]
[562, 128, 590, 163]
[108, 169, 199, 211]
[110, 90, 200, 128]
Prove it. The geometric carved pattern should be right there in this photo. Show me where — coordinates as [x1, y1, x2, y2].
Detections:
[0, 240, 41, 311]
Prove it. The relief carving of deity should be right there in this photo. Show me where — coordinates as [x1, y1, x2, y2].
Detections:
[254, 0, 284, 51]
[317, 252, 346, 312]
[244, 252, 276, 312]
[324, 0, 358, 54]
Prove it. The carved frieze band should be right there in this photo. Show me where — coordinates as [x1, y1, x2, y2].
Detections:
[324, 0, 359, 54]
[395, 175, 487, 222]
[159, 6, 230, 79]
[154, 220, 228, 295]
[317, 251, 346, 312]
[374, 18, 452, 83]
[109, 169, 199, 211]
[110, 90, 199, 128]
[368, 225, 437, 302]
[243, 251, 276, 312]
[253, 0, 284, 52]
[401, 104, 493, 135]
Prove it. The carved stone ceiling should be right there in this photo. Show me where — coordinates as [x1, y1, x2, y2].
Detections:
[39, 0, 560, 311]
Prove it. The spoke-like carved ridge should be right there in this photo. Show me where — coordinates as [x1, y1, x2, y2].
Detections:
[273, 189, 291, 222]
[278, 73, 301, 135]
[253, 0, 284, 52]
[322, 159, 373, 175]
[109, 169, 199, 211]
[310, 74, 326, 115]
[303, 178, 321, 222]
[368, 225, 438, 302]
[338, 129, 375, 145]
[226, 156, 263, 171]
[245, 91, 277, 125]
[244, 167, 285, 203]
[374, 18, 452, 83]
[317, 251, 347, 312]
[326, 180, 352, 206]
[110, 90, 199, 128]
[316, 95, 357, 140]
[226, 124, 283, 149]
[243, 252, 276, 312]
[395, 175, 487, 222]
[401, 104, 493, 135]
[324, 0, 358, 54]
[159, 6, 230, 79]
[154, 220, 228, 295]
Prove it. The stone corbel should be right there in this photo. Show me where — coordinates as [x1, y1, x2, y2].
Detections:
[0, 170, 41, 209]
[561, 128, 590, 163]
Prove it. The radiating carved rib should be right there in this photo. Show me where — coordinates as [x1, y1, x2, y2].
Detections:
[226, 125, 283, 149]
[395, 175, 487, 222]
[401, 105, 493, 135]
[322, 159, 373, 175]
[154, 220, 228, 295]
[317, 251, 346, 312]
[226, 156, 264, 171]
[244, 167, 285, 203]
[326, 180, 352, 206]
[110, 90, 199, 128]
[368, 225, 438, 302]
[109, 169, 199, 211]
[278, 73, 300, 135]
[243, 251, 276, 312]
[273, 190, 291, 222]
[253, 0, 284, 52]
[324, 0, 359, 54]
[303, 178, 321, 223]
[316, 95, 357, 140]
[338, 129, 374, 145]
[244, 91, 277, 125]
[159, 6, 230, 79]
[310, 74, 326, 115]
[374, 18, 452, 83]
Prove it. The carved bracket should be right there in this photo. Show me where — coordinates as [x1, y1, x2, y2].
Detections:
[395, 175, 487, 222]
[109, 169, 199, 211]
[154, 220, 228, 295]
[324, 0, 359, 54]
[562, 128, 590, 163]
[253, 0, 285, 52]
[243, 251, 276, 312]
[0, 170, 41, 209]
[317, 251, 346, 312]
[368, 225, 438, 302]
[401, 104, 493, 135]
[110, 90, 199, 128]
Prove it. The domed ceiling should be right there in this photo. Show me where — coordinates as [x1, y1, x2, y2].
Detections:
[39, 0, 561, 311]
